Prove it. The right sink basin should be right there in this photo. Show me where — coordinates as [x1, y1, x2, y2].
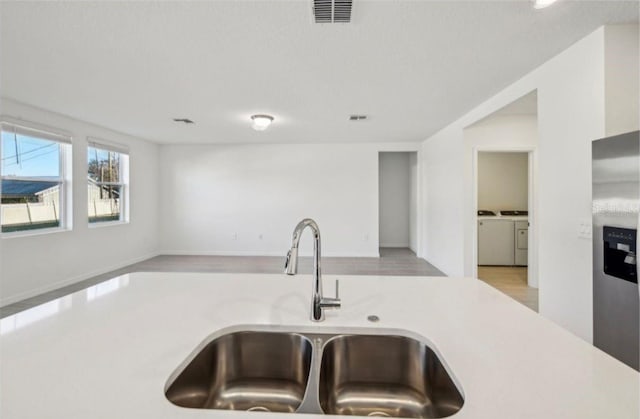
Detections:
[319, 334, 464, 418]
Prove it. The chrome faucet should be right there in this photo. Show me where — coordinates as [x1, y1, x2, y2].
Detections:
[284, 219, 340, 322]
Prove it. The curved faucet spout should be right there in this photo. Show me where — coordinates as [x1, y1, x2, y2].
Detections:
[284, 219, 340, 322]
[290, 219, 321, 248]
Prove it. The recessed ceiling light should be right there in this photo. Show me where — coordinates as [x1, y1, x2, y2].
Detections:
[533, 0, 558, 9]
[173, 118, 194, 124]
[251, 114, 274, 131]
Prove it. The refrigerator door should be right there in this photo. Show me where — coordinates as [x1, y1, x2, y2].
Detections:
[592, 131, 640, 371]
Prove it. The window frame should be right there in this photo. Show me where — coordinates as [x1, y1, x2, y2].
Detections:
[87, 138, 130, 227]
[0, 119, 73, 237]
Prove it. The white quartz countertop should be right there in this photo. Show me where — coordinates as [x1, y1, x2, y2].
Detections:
[1, 272, 638, 419]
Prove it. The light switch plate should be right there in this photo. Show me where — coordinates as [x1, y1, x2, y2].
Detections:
[578, 220, 592, 240]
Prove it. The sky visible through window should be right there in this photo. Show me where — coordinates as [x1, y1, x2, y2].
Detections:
[1, 132, 60, 177]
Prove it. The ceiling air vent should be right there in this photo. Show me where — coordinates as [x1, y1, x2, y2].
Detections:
[314, 0, 352, 23]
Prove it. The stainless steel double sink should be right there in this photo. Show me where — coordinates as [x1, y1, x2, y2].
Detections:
[165, 326, 464, 418]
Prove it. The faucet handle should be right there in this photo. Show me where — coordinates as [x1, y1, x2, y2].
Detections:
[320, 279, 341, 309]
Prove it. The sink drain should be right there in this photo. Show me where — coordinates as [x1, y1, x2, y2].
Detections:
[247, 406, 271, 412]
[367, 412, 391, 417]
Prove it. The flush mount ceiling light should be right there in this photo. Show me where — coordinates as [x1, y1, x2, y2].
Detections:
[250, 114, 274, 131]
[533, 0, 558, 9]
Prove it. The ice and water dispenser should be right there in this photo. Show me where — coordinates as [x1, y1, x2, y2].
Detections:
[603, 226, 637, 284]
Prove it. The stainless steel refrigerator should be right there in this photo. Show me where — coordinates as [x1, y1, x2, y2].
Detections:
[592, 130, 639, 371]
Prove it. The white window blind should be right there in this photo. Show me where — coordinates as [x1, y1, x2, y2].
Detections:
[0, 120, 72, 144]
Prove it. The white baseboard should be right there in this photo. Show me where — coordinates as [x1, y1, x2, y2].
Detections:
[159, 250, 381, 258]
[160, 250, 287, 257]
[379, 243, 410, 248]
[0, 252, 159, 308]
[327, 253, 380, 258]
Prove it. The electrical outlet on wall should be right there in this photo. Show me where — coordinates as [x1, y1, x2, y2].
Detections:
[578, 220, 592, 240]
[259, 234, 263, 240]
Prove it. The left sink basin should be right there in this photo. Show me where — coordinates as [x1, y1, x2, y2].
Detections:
[165, 331, 313, 413]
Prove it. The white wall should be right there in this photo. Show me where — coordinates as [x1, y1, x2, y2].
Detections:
[160, 143, 419, 257]
[0, 98, 160, 306]
[421, 27, 611, 342]
[421, 129, 465, 276]
[379, 152, 411, 248]
[477, 152, 528, 212]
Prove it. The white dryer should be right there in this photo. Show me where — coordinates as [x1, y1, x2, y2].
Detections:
[515, 220, 529, 266]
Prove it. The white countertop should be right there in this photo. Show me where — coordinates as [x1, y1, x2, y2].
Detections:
[1, 272, 638, 419]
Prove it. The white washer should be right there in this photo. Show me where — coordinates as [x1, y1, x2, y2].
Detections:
[478, 218, 515, 265]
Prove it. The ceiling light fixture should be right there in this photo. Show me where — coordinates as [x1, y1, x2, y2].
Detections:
[533, 0, 558, 9]
[251, 114, 274, 131]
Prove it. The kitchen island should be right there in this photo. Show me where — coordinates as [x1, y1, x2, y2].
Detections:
[1, 272, 638, 418]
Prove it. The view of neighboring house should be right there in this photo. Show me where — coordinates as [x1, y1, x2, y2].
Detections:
[0, 179, 60, 232]
[0, 178, 119, 231]
[87, 178, 121, 223]
[1, 179, 58, 203]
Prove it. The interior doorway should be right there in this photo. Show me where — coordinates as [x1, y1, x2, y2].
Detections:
[476, 150, 536, 311]
[378, 152, 418, 256]
[466, 91, 539, 311]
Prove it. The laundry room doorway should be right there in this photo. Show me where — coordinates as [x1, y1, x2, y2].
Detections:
[475, 150, 537, 310]
[466, 91, 539, 312]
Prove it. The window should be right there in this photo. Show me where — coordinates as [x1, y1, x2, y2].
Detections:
[87, 139, 129, 224]
[1, 121, 71, 234]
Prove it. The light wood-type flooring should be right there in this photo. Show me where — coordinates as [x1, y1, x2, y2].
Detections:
[477, 266, 538, 312]
[1, 248, 444, 318]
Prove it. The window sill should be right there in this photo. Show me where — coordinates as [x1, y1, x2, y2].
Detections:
[88, 220, 129, 229]
[0, 226, 70, 239]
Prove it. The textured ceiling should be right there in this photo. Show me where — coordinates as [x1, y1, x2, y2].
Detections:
[1, 1, 637, 144]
